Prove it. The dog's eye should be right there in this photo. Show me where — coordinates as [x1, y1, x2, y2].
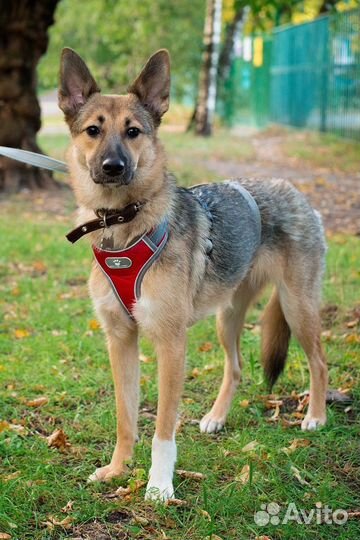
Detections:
[86, 125, 100, 137]
[127, 127, 140, 139]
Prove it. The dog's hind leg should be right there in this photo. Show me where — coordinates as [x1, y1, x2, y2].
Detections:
[277, 274, 328, 431]
[200, 280, 261, 434]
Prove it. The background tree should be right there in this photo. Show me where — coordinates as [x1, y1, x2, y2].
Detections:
[188, 0, 223, 135]
[38, 0, 206, 100]
[0, 0, 59, 193]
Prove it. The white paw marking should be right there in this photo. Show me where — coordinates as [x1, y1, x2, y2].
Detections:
[145, 481, 174, 501]
[301, 415, 326, 431]
[145, 435, 176, 502]
[200, 413, 225, 434]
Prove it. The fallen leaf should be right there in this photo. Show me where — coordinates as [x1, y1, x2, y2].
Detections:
[139, 353, 153, 363]
[241, 440, 259, 453]
[11, 287, 20, 296]
[115, 479, 145, 497]
[176, 469, 206, 481]
[268, 403, 280, 422]
[345, 334, 360, 344]
[88, 319, 101, 330]
[14, 329, 30, 339]
[199, 342, 213, 352]
[0, 421, 10, 433]
[131, 514, 149, 526]
[0, 534, 12, 539]
[235, 464, 250, 484]
[282, 438, 310, 455]
[265, 399, 283, 409]
[191, 367, 200, 378]
[41, 516, 72, 530]
[61, 501, 74, 513]
[47, 429, 71, 451]
[346, 319, 359, 328]
[198, 509, 211, 520]
[26, 397, 48, 408]
[32, 261, 47, 274]
[291, 465, 310, 486]
[3, 471, 21, 481]
[240, 399, 250, 408]
[165, 498, 188, 507]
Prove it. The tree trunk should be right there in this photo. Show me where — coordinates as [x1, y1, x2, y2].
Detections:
[0, 0, 60, 193]
[190, 0, 222, 136]
[217, 7, 243, 86]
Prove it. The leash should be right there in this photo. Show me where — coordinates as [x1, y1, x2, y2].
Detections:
[0, 146, 68, 174]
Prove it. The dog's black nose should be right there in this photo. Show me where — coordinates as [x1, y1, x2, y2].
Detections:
[102, 157, 125, 176]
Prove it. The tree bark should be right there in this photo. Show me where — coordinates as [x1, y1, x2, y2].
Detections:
[190, 0, 222, 136]
[217, 6, 243, 86]
[0, 0, 60, 193]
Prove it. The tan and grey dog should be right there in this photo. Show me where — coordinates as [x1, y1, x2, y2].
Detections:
[59, 48, 328, 501]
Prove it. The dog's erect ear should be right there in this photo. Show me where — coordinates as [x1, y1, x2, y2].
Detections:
[58, 48, 100, 120]
[128, 49, 170, 124]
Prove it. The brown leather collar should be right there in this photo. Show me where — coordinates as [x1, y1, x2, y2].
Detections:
[66, 201, 145, 243]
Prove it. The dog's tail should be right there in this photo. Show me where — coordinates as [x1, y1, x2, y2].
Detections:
[261, 289, 291, 389]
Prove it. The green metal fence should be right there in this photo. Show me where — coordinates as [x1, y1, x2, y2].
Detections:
[221, 9, 360, 140]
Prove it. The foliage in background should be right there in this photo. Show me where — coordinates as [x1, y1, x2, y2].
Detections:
[38, 0, 359, 103]
[38, 0, 206, 100]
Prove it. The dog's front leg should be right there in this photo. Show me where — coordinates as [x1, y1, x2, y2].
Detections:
[145, 331, 186, 501]
[89, 326, 139, 482]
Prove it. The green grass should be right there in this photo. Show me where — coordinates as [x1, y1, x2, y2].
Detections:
[1, 132, 360, 539]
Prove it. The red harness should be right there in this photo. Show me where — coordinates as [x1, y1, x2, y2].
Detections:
[92, 223, 168, 319]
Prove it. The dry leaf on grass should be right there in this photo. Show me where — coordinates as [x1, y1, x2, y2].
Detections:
[165, 498, 188, 507]
[0, 533, 12, 539]
[240, 399, 250, 408]
[88, 319, 101, 330]
[26, 396, 48, 408]
[47, 429, 71, 451]
[282, 439, 311, 455]
[241, 440, 259, 452]
[61, 501, 74, 513]
[344, 334, 360, 344]
[176, 469, 206, 481]
[198, 509, 211, 521]
[32, 261, 47, 274]
[14, 329, 31, 339]
[115, 479, 146, 498]
[198, 342, 213, 352]
[235, 464, 250, 484]
[41, 516, 72, 531]
[291, 465, 310, 486]
[131, 513, 149, 526]
[139, 353, 154, 363]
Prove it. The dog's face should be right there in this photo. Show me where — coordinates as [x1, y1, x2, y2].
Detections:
[58, 48, 170, 188]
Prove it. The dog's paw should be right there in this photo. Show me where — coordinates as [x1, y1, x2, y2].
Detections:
[145, 479, 174, 502]
[87, 464, 126, 483]
[199, 412, 225, 434]
[301, 414, 326, 431]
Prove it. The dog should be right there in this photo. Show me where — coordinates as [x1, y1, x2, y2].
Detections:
[58, 47, 328, 501]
